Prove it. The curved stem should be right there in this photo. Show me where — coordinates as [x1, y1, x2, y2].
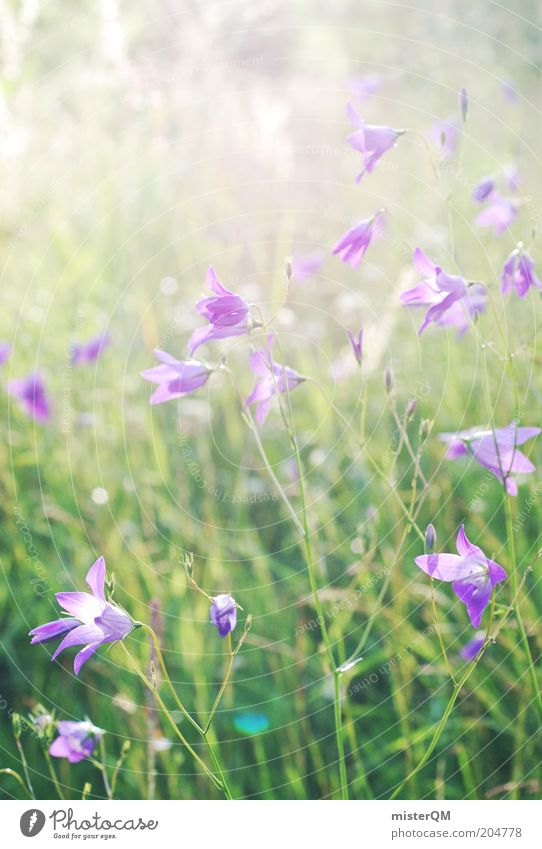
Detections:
[44, 752, 65, 800]
[333, 671, 348, 799]
[0, 768, 31, 798]
[120, 642, 224, 794]
[139, 624, 236, 799]
[504, 494, 542, 724]
[15, 736, 35, 799]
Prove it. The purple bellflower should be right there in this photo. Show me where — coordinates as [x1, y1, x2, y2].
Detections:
[439, 422, 541, 495]
[0, 342, 10, 366]
[188, 266, 250, 354]
[501, 245, 542, 299]
[332, 211, 385, 268]
[400, 248, 473, 335]
[475, 194, 518, 236]
[246, 335, 305, 425]
[347, 328, 363, 366]
[415, 525, 506, 627]
[346, 104, 404, 182]
[49, 720, 103, 763]
[29, 556, 134, 675]
[72, 332, 110, 365]
[210, 594, 238, 637]
[472, 177, 495, 204]
[290, 252, 324, 281]
[8, 373, 50, 422]
[141, 350, 211, 404]
[428, 116, 459, 159]
[460, 631, 485, 662]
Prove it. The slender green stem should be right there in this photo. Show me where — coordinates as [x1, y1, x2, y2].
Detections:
[307, 377, 426, 542]
[139, 623, 235, 799]
[333, 671, 348, 799]
[390, 596, 496, 799]
[0, 768, 31, 798]
[99, 737, 112, 800]
[139, 623, 203, 734]
[203, 633, 234, 734]
[269, 336, 349, 800]
[430, 579, 457, 684]
[44, 752, 65, 800]
[15, 736, 35, 799]
[503, 495, 542, 724]
[120, 642, 225, 794]
[110, 745, 130, 798]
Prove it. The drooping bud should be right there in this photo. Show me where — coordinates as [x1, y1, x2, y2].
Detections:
[183, 551, 194, 580]
[12, 713, 21, 739]
[420, 418, 431, 442]
[285, 257, 293, 282]
[405, 398, 417, 421]
[425, 523, 437, 552]
[384, 366, 393, 394]
[347, 329, 363, 366]
[459, 88, 468, 123]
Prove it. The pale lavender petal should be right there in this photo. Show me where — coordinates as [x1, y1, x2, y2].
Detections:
[455, 525, 484, 559]
[74, 642, 101, 676]
[453, 576, 492, 628]
[52, 624, 105, 661]
[413, 247, 437, 277]
[415, 553, 469, 582]
[55, 591, 103, 622]
[86, 556, 106, 602]
[95, 603, 133, 640]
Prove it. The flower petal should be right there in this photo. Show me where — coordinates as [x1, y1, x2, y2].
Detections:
[74, 642, 102, 676]
[29, 618, 80, 644]
[86, 556, 106, 602]
[51, 624, 105, 661]
[55, 592, 103, 623]
[415, 553, 470, 582]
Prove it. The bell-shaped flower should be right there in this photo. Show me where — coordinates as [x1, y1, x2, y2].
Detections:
[49, 720, 103, 763]
[210, 594, 238, 637]
[472, 177, 495, 203]
[346, 104, 404, 182]
[8, 372, 51, 422]
[71, 332, 110, 366]
[400, 248, 473, 335]
[415, 525, 506, 627]
[141, 350, 211, 404]
[475, 194, 518, 236]
[246, 335, 305, 425]
[30, 557, 134, 675]
[439, 422, 540, 495]
[332, 211, 385, 268]
[501, 245, 542, 299]
[188, 266, 249, 354]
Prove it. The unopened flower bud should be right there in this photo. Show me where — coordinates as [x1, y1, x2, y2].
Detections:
[384, 367, 393, 394]
[420, 419, 431, 442]
[405, 398, 417, 420]
[459, 87, 468, 123]
[12, 713, 21, 739]
[285, 257, 293, 282]
[425, 523, 437, 552]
